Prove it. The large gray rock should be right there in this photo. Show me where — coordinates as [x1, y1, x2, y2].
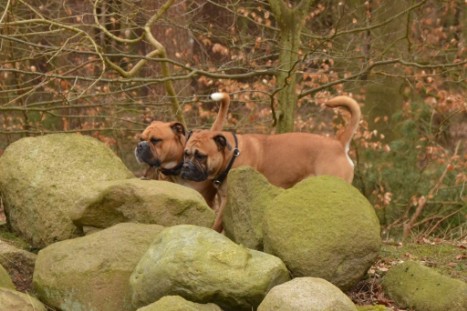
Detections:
[0, 287, 47, 311]
[0, 240, 37, 291]
[258, 277, 357, 311]
[137, 295, 223, 311]
[130, 225, 290, 311]
[71, 178, 215, 230]
[33, 223, 165, 311]
[0, 134, 134, 247]
[0, 263, 15, 290]
[263, 176, 381, 290]
[382, 261, 467, 311]
[224, 167, 283, 250]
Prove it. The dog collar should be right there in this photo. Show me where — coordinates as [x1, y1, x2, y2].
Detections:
[159, 161, 184, 176]
[213, 132, 240, 187]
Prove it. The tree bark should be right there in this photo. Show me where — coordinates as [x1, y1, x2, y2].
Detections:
[269, 0, 315, 133]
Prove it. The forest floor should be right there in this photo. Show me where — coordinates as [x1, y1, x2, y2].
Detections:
[348, 238, 466, 310]
[0, 205, 465, 311]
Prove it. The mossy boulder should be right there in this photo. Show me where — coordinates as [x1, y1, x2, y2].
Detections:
[136, 295, 223, 311]
[224, 167, 284, 249]
[71, 178, 215, 230]
[356, 306, 389, 311]
[0, 287, 47, 311]
[263, 176, 381, 290]
[33, 223, 165, 311]
[0, 134, 134, 248]
[382, 260, 467, 311]
[258, 277, 357, 311]
[0, 263, 14, 290]
[130, 225, 290, 311]
[0, 240, 37, 291]
[380, 242, 466, 282]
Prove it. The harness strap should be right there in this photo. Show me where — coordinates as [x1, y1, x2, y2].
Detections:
[213, 132, 240, 187]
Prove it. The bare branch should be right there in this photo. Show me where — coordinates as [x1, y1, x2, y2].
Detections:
[298, 59, 467, 99]
[403, 140, 462, 239]
[92, 0, 143, 44]
[0, 0, 11, 24]
[11, 0, 107, 100]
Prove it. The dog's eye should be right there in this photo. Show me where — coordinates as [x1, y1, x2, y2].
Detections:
[184, 150, 190, 157]
[195, 151, 206, 160]
[150, 138, 161, 144]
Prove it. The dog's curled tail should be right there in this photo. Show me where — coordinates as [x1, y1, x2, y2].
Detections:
[325, 96, 361, 149]
[210, 92, 231, 131]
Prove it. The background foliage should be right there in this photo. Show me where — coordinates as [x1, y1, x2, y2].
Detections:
[1, 0, 465, 240]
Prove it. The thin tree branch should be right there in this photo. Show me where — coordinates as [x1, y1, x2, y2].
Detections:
[298, 59, 467, 98]
[0, 0, 11, 24]
[403, 140, 462, 239]
[13, 0, 107, 100]
[92, 0, 143, 44]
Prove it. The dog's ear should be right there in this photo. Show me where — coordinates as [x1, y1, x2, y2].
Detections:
[170, 122, 186, 136]
[213, 134, 228, 151]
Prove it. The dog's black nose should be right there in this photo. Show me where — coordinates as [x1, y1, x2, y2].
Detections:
[137, 141, 147, 152]
[181, 162, 190, 171]
[180, 161, 192, 177]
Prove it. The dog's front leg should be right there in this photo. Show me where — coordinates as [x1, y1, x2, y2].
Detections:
[212, 182, 228, 233]
[142, 166, 158, 180]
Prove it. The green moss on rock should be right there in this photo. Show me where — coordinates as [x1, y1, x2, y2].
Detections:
[33, 223, 165, 311]
[263, 176, 381, 290]
[356, 305, 389, 311]
[0, 134, 134, 248]
[71, 178, 215, 229]
[0, 264, 15, 290]
[0, 287, 47, 311]
[224, 167, 284, 249]
[136, 295, 222, 311]
[130, 225, 290, 311]
[380, 242, 466, 282]
[382, 260, 467, 311]
[258, 277, 357, 311]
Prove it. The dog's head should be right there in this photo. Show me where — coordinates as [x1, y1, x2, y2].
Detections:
[181, 130, 232, 182]
[135, 121, 186, 170]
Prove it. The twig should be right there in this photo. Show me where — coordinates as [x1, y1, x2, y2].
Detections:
[403, 141, 462, 239]
[424, 208, 464, 237]
[0, 0, 11, 24]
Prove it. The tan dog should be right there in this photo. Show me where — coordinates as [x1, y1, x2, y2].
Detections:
[134, 93, 230, 207]
[181, 95, 361, 231]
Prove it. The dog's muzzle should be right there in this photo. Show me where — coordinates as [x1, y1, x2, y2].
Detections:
[134, 141, 161, 167]
[180, 161, 208, 182]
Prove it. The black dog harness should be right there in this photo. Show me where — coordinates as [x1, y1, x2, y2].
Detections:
[213, 132, 240, 187]
[185, 131, 240, 187]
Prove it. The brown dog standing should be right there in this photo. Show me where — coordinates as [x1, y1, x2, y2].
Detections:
[134, 93, 230, 207]
[181, 95, 361, 231]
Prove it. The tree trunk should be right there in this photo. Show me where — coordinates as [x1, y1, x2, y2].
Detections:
[269, 0, 315, 133]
